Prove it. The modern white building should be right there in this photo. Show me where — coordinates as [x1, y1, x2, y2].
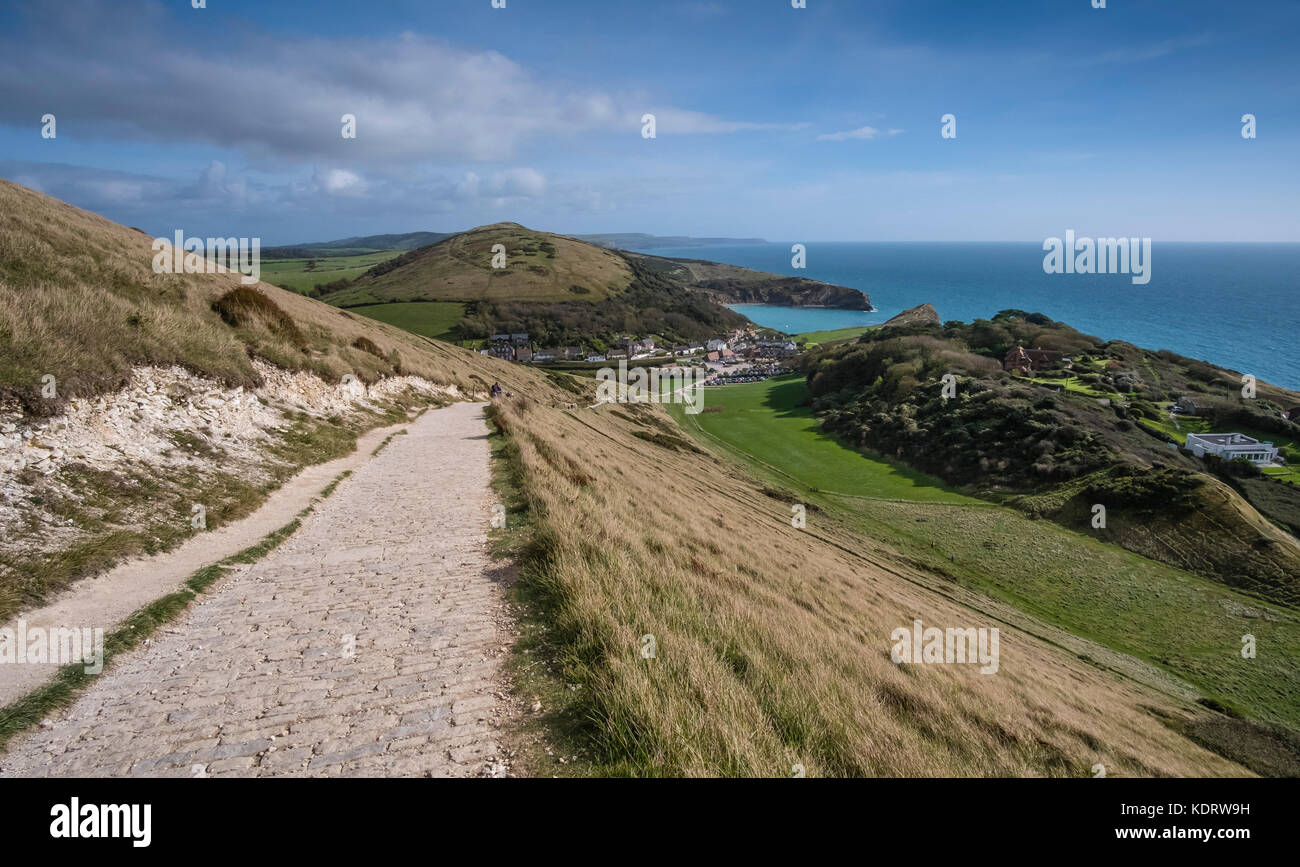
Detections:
[1186, 433, 1279, 464]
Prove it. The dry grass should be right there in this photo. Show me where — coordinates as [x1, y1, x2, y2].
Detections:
[0, 179, 535, 413]
[0, 179, 1258, 777]
[320, 222, 635, 306]
[492, 396, 1249, 776]
[0, 178, 568, 617]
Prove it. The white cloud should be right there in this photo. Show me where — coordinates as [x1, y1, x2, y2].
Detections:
[321, 168, 365, 195]
[0, 158, 566, 243]
[0, 3, 799, 166]
[649, 109, 809, 135]
[817, 126, 904, 142]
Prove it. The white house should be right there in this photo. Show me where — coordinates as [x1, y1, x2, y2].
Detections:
[1186, 433, 1279, 465]
[706, 338, 728, 352]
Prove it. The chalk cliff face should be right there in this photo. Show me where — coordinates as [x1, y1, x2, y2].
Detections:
[621, 252, 873, 310]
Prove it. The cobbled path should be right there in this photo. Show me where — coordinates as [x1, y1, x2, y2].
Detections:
[0, 402, 513, 777]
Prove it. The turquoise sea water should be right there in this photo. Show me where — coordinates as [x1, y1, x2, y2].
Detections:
[641, 242, 1300, 391]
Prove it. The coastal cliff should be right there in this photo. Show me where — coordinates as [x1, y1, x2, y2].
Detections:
[622, 252, 872, 310]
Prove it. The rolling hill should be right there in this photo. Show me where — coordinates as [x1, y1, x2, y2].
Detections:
[803, 310, 1300, 607]
[313, 223, 752, 346]
[311, 223, 868, 346]
[318, 222, 636, 306]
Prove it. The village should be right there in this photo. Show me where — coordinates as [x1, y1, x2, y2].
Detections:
[478, 326, 799, 385]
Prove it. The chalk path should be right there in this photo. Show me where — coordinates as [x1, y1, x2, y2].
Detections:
[0, 402, 514, 777]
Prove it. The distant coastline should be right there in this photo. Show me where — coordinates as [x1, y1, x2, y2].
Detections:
[667, 241, 1300, 391]
[577, 232, 767, 250]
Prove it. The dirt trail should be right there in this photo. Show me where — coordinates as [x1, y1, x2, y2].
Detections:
[0, 402, 514, 777]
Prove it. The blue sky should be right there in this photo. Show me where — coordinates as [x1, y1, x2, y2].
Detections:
[1, 0, 1296, 243]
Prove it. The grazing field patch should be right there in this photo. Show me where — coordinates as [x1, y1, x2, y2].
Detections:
[669, 375, 972, 503]
[348, 301, 466, 342]
[263, 251, 403, 294]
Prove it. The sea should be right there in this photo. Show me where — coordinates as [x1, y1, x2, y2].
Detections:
[636, 242, 1300, 392]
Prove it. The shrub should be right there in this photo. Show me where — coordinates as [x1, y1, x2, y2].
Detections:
[351, 336, 384, 358]
[211, 287, 308, 350]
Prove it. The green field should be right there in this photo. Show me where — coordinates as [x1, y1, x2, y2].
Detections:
[832, 493, 1300, 730]
[669, 375, 974, 503]
[666, 373, 1300, 733]
[795, 325, 873, 346]
[347, 301, 465, 341]
[1019, 371, 1127, 403]
[1139, 412, 1211, 441]
[262, 251, 403, 294]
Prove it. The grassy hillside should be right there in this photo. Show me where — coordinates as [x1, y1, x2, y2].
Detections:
[880, 302, 940, 328]
[314, 223, 751, 348]
[679, 375, 971, 503]
[320, 222, 635, 306]
[488, 390, 1256, 776]
[796, 326, 874, 347]
[669, 376, 1300, 741]
[0, 180, 535, 416]
[802, 310, 1300, 607]
[308, 224, 871, 348]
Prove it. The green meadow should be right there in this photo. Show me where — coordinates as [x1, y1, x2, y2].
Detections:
[794, 325, 873, 346]
[347, 301, 466, 342]
[666, 373, 1300, 734]
[669, 375, 972, 503]
[262, 251, 403, 294]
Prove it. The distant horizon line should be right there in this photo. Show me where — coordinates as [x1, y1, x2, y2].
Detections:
[624, 239, 1300, 245]
[258, 231, 1300, 248]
